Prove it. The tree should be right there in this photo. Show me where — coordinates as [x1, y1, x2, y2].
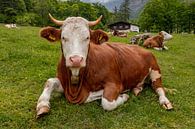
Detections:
[118, 0, 131, 22]
[138, 0, 193, 33]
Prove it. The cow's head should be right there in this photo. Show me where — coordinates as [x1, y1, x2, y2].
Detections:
[160, 31, 173, 41]
[40, 14, 102, 77]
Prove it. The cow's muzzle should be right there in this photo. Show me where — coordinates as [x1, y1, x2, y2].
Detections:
[69, 55, 84, 67]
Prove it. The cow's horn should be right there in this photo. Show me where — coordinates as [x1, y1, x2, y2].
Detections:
[88, 15, 103, 27]
[49, 13, 64, 26]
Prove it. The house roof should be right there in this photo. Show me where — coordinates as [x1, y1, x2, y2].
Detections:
[108, 21, 139, 28]
[108, 21, 131, 27]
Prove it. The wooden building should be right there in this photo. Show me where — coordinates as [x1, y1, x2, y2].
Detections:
[108, 22, 139, 32]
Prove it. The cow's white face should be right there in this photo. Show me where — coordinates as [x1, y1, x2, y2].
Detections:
[61, 17, 90, 72]
[161, 31, 173, 41]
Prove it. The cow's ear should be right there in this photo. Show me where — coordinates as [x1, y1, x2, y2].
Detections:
[90, 29, 109, 44]
[40, 26, 61, 42]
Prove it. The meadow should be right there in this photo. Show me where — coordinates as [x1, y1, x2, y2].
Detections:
[0, 24, 195, 129]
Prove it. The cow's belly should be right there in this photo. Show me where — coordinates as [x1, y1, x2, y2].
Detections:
[122, 68, 150, 91]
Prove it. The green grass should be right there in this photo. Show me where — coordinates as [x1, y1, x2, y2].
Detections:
[0, 24, 195, 129]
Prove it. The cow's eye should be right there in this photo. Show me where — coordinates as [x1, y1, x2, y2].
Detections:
[62, 37, 68, 42]
[86, 37, 89, 40]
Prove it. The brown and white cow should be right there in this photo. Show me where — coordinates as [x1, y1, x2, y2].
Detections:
[112, 30, 128, 37]
[143, 31, 173, 50]
[130, 33, 152, 45]
[36, 14, 173, 118]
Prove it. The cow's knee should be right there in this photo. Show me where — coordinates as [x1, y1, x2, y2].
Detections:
[101, 94, 129, 111]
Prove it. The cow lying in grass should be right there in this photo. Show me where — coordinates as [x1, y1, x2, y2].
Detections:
[36, 14, 173, 118]
[5, 24, 18, 29]
[112, 30, 128, 37]
[143, 31, 173, 50]
[130, 31, 173, 50]
[130, 33, 152, 45]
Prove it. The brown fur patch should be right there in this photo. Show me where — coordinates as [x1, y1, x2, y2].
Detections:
[40, 26, 61, 42]
[90, 29, 109, 44]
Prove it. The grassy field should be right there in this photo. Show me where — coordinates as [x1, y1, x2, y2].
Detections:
[0, 24, 195, 129]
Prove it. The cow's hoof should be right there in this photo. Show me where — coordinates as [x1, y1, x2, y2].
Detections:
[162, 102, 173, 110]
[36, 106, 50, 119]
[133, 88, 142, 96]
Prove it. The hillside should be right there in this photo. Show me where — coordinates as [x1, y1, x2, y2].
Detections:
[81, 0, 149, 19]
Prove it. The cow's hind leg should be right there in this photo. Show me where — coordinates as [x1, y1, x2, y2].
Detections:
[101, 83, 129, 111]
[150, 68, 173, 110]
[133, 74, 149, 96]
[36, 78, 63, 118]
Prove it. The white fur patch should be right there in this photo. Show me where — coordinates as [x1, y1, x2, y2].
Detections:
[154, 47, 162, 51]
[85, 90, 103, 103]
[101, 94, 129, 111]
[101, 97, 117, 111]
[150, 69, 161, 82]
[70, 68, 80, 76]
[156, 88, 170, 105]
[37, 78, 63, 111]
[161, 31, 173, 41]
[163, 46, 169, 50]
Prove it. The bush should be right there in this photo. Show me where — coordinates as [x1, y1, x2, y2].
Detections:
[16, 13, 39, 26]
[0, 13, 7, 23]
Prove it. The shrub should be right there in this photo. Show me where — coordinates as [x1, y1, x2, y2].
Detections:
[0, 13, 7, 23]
[16, 13, 39, 26]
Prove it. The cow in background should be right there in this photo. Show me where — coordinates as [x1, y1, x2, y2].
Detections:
[5, 24, 18, 29]
[36, 14, 173, 118]
[143, 31, 173, 50]
[112, 30, 128, 37]
[130, 33, 152, 45]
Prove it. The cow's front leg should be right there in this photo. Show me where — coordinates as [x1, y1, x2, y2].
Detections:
[163, 45, 169, 50]
[36, 78, 63, 118]
[153, 47, 163, 51]
[150, 69, 173, 110]
[101, 83, 129, 111]
[156, 87, 173, 110]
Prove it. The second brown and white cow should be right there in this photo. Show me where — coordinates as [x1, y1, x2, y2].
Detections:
[36, 14, 173, 118]
[143, 31, 173, 50]
[112, 30, 128, 37]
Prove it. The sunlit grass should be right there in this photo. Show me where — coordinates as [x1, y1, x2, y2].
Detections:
[0, 24, 195, 129]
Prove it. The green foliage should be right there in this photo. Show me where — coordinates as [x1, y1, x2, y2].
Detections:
[118, 0, 131, 22]
[0, 14, 7, 23]
[0, 0, 111, 28]
[16, 13, 39, 26]
[112, 0, 131, 22]
[0, 25, 195, 128]
[139, 0, 195, 33]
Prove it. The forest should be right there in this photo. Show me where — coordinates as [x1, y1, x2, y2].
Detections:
[0, 0, 194, 33]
